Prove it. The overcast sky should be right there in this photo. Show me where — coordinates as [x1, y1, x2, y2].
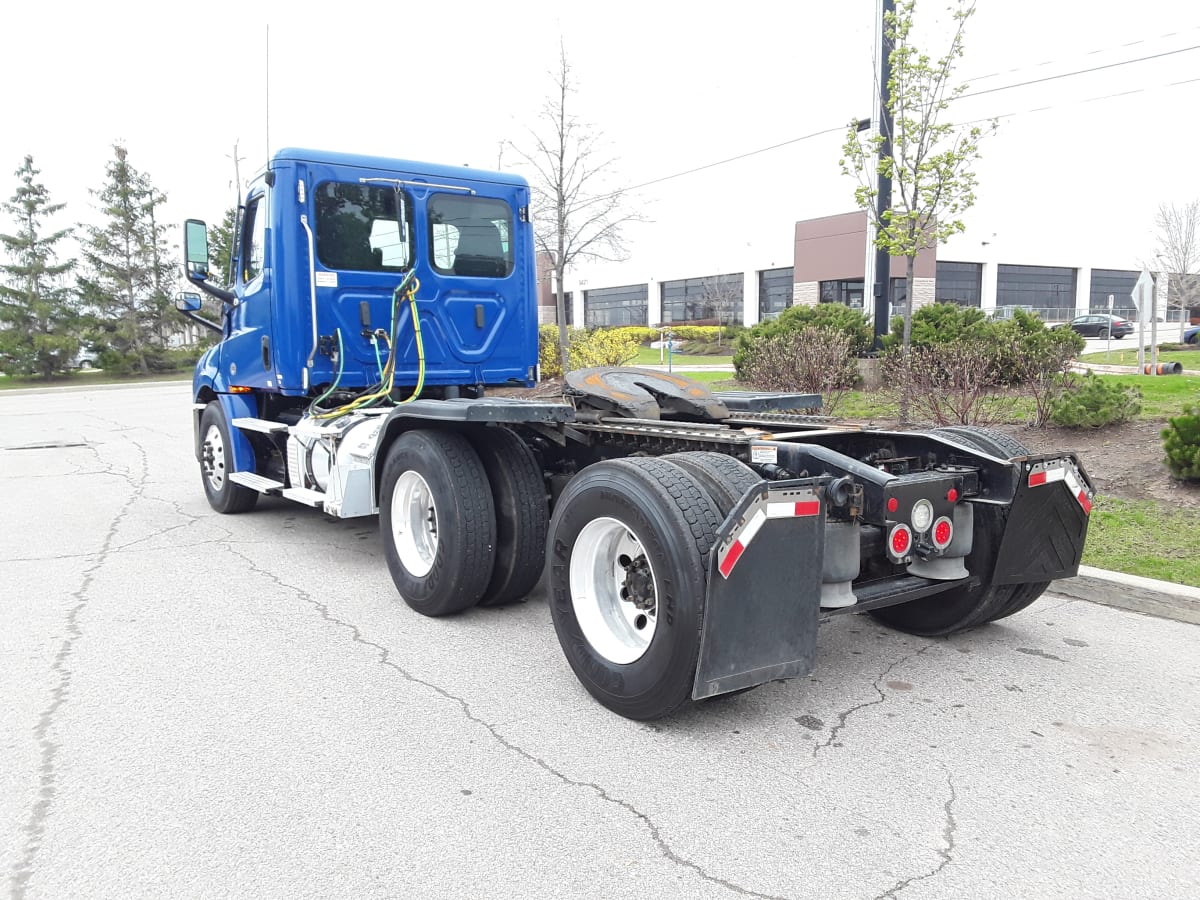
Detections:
[3, 0, 1197, 288]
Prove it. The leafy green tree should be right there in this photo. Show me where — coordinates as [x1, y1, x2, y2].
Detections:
[841, 0, 994, 419]
[0, 155, 79, 377]
[76, 145, 176, 375]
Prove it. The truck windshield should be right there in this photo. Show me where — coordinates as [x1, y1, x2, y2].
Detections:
[315, 182, 414, 272]
[428, 194, 513, 278]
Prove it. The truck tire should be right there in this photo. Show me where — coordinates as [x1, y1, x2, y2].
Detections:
[469, 427, 548, 607]
[547, 457, 721, 720]
[379, 429, 497, 617]
[199, 402, 259, 514]
[870, 426, 1048, 635]
[665, 451, 760, 517]
[931, 427, 1051, 623]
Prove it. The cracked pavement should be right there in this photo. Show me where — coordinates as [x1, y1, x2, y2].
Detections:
[3, 383, 1199, 899]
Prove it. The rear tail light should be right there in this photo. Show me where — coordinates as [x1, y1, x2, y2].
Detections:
[888, 524, 912, 558]
[932, 516, 953, 549]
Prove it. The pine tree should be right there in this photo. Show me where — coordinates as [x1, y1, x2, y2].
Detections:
[209, 207, 237, 288]
[76, 144, 176, 375]
[0, 155, 79, 378]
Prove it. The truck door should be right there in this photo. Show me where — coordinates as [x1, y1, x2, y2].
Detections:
[219, 185, 276, 389]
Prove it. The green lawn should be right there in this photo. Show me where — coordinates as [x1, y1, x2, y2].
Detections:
[0, 370, 192, 391]
[1083, 497, 1200, 587]
[1079, 348, 1200, 369]
[631, 346, 734, 367]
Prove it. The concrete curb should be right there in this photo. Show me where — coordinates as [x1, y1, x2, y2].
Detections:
[1052, 565, 1200, 626]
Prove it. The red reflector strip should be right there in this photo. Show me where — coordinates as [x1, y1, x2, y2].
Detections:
[1077, 491, 1092, 514]
[717, 508, 766, 579]
[718, 540, 745, 578]
[767, 500, 821, 518]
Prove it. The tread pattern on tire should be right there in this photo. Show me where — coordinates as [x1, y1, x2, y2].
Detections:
[622, 457, 721, 563]
[665, 451, 760, 517]
[470, 427, 548, 607]
[381, 429, 496, 616]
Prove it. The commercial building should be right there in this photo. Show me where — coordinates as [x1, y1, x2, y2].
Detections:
[545, 210, 1184, 330]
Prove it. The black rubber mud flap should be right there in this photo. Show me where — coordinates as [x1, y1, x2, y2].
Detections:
[692, 477, 830, 700]
[565, 367, 730, 420]
[992, 454, 1093, 586]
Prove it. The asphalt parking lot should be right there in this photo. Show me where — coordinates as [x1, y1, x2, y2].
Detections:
[2, 382, 1198, 899]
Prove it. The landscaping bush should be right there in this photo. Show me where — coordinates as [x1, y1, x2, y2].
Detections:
[1162, 404, 1200, 482]
[880, 339, 1013, 425]
[735, 326, 858, 415]
[734, 304, 872, 374]
[1048, 373, 1142, 427]
[537, 325, 641, 380]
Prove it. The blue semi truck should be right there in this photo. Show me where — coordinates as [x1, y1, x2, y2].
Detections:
[177, 148, 1093, 720]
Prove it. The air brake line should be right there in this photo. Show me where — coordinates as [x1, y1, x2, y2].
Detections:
[310, 269, 425, 419]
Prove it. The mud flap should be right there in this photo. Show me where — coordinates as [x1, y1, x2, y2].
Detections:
[992, 454, 1093, 586]
[692, 477, 829, 700]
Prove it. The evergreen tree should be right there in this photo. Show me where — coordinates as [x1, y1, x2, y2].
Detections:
[209, 207, 237, 288]
[76, 144, 176, 375]
[0, 156, 79, 378]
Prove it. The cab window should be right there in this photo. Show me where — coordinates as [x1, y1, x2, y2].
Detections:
[315, 182, 414, 272]
[428, 194, 513, 278]
[241, 193, 267, 283]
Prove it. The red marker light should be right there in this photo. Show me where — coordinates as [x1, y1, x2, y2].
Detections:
[886, 497, 899, 513]
[889, 524, 911, 556]
[947, 488, 958, 503]
[933, 518, 952, 548]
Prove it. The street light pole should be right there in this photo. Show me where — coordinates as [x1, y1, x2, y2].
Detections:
[872, 0, 896, 349]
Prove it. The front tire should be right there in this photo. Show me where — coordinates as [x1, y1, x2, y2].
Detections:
[198, 402, 258, 514]
[379, 429, 497, 616]
[547, 457, 721, 720]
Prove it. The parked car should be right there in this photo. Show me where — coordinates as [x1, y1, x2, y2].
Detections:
[1062, 314, 1134, 339]
[1184, 324, 1199, 345]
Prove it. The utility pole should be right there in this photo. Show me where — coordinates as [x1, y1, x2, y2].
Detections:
[871, 0, 896, 348]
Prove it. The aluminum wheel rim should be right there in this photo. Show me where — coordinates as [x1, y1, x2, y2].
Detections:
[570, 517, 657, 665]
[201, 423, 226, 492]
[392, 471, 438, 577]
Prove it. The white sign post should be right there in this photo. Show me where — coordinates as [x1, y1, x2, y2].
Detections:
[1106, 294, 1113, 362]
[1131, 269, 1154, 374]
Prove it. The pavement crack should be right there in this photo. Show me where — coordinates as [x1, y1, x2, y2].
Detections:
[874, 770, 958, 900]
[11, 440, 149, 900]
[813, 643, 936, 759]
[222, 544, 790, 900]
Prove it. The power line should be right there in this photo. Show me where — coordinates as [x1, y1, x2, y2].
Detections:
[962, 74, 1200, 126]
[615, 45, 1199, 200]
[963, 24, 1200, 84]
[956, 44, 1200, 101]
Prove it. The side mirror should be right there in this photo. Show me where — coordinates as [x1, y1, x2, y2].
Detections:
[175, 291, 203, 312]
[184, 219, 210, 280]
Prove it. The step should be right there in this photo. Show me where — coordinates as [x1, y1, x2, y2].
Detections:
[229, 472, 284, 492]
[232, 417, 289, 434]
[282, 487, 326, 508]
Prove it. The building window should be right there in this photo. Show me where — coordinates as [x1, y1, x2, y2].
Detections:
[1089, 268, 1138, 317]
[660, 273, 743, 325]
[819, 279, 865, 309]
[315, 181, 414, 272]
[936, 261, 982, 307]
[758, 267, 793, 320]
[584, 283, 648, 328]
[996, 264, 1076, 314]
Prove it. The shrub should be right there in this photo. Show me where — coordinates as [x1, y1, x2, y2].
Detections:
[1162, 404, 1200, 481]
[880, 339, 1013, 425]
[1009, 323, 1086, 424]
[1048, 373, 1142, 427]
[734, 304, 872, 373]
[537, 325, 640, 380]
[735, 326, 858, 415]
[883, 302, 993, 351]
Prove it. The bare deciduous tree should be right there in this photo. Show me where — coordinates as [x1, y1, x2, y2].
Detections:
[511, 42, 640, 376]
[1152, 200, 1200, 340]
